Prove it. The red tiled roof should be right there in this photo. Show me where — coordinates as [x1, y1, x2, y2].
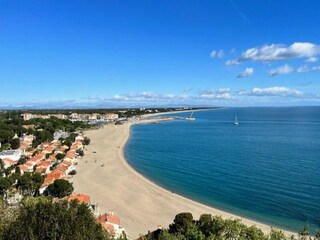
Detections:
[56, 147, 66, 153]
[41, 171, 63, 188]
[25, 161, 34, 167]
[66, 151, 76, 159]
[3, 158, 18, 164]
[19, 165, 29, 172]
[37, 161, 51, 168]
[61, 160, 71, 166]
[56, 164, 69, 173]
[44, 146, 54, 153]
[30, 153, 45, 162]
[36, 168, 46, 174]
[67, 194, 90, 204]
[101, 222, 115, 235]
[96, 212, 120, 226]
[48, 153, 57, 161]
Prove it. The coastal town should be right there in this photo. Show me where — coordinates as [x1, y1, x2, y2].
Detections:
[0, 111, 128, 239]
[0, 108, 198, 239]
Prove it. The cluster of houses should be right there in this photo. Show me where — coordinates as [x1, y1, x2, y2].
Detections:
[0, 131, 126, 239]
[21, 112, 119, 123]
[0, 134, 84, 192]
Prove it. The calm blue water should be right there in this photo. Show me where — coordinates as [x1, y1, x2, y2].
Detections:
[124, 107, 320, 232]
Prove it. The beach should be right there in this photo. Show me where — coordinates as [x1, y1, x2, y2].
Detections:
[71, 122, 294, 239]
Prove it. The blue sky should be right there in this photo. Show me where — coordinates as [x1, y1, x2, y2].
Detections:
[1, 0, 320, 108]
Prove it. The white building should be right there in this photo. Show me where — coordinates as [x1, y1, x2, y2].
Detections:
[0, 149, 23, 161]
[104, 113, 118, 121]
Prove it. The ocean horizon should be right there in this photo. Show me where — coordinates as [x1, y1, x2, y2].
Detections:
[125, 107, 320, 233]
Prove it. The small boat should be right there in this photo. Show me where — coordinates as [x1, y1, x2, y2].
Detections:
[186, 112, 195, 121]
[233, 115, 239, 125]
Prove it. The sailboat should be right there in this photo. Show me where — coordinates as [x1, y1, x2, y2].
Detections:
[186, 111, 195, 121]
[233, 115, 239, 125]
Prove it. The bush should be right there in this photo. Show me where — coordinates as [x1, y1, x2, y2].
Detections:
[83, 137, 90, 145]
[46, 179, 74, 198]
[69, 170, 77, 175]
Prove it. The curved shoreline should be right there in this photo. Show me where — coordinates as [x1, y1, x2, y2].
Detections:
[72, 122, 295, 239]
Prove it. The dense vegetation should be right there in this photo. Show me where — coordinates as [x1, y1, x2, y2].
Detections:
[0, 111, 89, 151]
[26, 118, 88, 148]
[46, 179, 74, 198]
[144, 213, 320, 240]
[0, 197, 110, 240]
[0, 168, 44, 197]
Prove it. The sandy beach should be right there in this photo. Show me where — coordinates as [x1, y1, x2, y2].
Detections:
[72, 122, 294, 239]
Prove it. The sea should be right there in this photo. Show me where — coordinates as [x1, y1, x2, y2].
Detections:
[124, 107, 320, 233]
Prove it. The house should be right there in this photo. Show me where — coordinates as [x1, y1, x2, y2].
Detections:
[75, 135, 84, 141]
[2, 158, 18, 169]
[43, 145, 54, 154]
[29, 153, 46, 165]
[55, 163, 70, 175]
[0, 149, 23, 161]
[19, 164, 29, 174]
[36, 161, 52, 174]
[21, 113, 34, 121]
[64, 150, 76, 163]
[39, 171, 64, 194]
[66, 193, 90, 204]
[104, 113, 119, 121]
[96, 211, 125, 239]
[70, 141, 83, 151]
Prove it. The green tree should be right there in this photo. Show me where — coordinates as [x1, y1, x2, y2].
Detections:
[76, 149, 84, 157]
[0, 130, 14, 144]
[83, 136, 91, 145]
[56, 153, 66, 160]
[47, 179, 74, 198]
[17, 156, 27, 165]
[0, 199, 19, 239]
[0, 178, 10, 196]
[64, 138, 73, 147]
[269, 228, 287, 240]
[9, 138, 20, 149]
[3, 198, 109, 240]
[15, 166, 21, 174]
[198, 214, 214, 237]
[169, 213, 194, 235]
[17, 173, 43, 196]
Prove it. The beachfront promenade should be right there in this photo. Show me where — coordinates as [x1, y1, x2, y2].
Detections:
[71, 121, 294, 239]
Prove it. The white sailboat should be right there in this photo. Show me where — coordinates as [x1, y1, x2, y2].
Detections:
[186, 111, 195, 121]
[233, 115, 239, 125]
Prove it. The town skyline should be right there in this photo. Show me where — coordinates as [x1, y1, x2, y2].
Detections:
[1, 1, 320, 108]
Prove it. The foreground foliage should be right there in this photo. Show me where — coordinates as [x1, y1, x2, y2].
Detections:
[144, 213, 320, 240]
[0, 197, 110, 240]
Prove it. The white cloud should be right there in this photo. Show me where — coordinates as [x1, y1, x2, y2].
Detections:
[199, 88, 232, 100]
[210, 49, 224, 59]
[217, 49, 224, 58]
[248, 87, 303, 97]
[306, 57, 318, 63]
[225, 59, 240, 66]
[296, 65, 320, 73]
[226, 42, 320, 64]
[237, 67, 254, 78]
[210, 51, 216, 58]
[268, 64, 294, 77]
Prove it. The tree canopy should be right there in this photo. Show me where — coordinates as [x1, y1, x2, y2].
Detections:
[46, 179, 74, 198]
[1, 197, 109, 240]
